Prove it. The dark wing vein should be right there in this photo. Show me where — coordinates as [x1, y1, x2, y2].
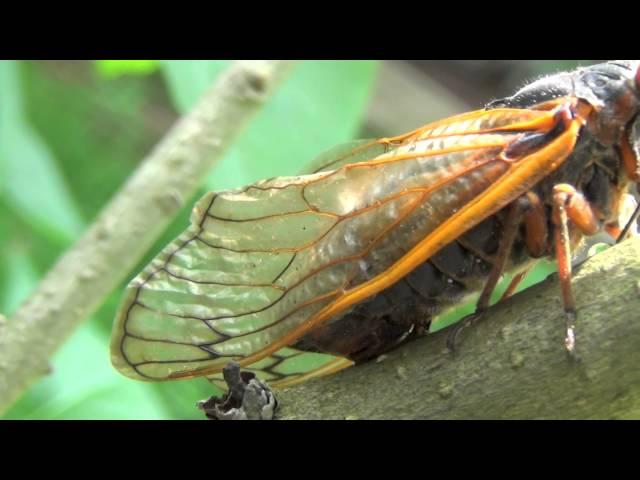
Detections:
[110, 107, 558, 381]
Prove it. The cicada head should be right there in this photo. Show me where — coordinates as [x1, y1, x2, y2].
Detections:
[631, 108, 640, 167]
[571, 61, 639, 105]
[570, 61, 640, 144]
[628, 62, 640, 173]
[489, 61, 640, 239]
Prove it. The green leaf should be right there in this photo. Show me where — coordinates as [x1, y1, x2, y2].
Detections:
[94, 60, 160, 78]
[161, 60, 380, 191]
[0, 61, 177, 419]
[3, 317, 170, 420]
[0, 200, 69, 313]
[0, 242, 39, 314]
[2, 60, 381, 419]
[0, 61, 84, 244]
[20, 61, 164, 223]
[0, 242, 168, 419]
[152, 379, 219, 420]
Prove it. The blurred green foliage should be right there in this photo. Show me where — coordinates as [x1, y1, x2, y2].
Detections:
[94, 60, 161, 78]
[0, 60, 380, 419]
[162, 60, 380, 189]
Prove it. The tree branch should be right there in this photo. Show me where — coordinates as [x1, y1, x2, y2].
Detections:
[277, 237, 640, 419]
[0, 60, 296, 413]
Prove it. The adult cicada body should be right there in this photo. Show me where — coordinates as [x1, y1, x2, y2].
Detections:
[110, 61, 640, 391]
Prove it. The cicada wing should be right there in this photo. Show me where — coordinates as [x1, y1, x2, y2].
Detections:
[206, 347, 354, 391]
[303, 106, 568, 174]
[304, 139, 388, 174]
[303, 111, 501, 175]
[111, 105, 581, 382]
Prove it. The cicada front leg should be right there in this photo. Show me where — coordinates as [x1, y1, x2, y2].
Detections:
[607, 124, 640, 243]
[551, 184, 601, 359]
[612, 193, 640, 242]
[614, 131, 640, 242]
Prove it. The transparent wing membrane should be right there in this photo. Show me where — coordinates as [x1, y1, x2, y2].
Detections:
[111, 106, 577, 383]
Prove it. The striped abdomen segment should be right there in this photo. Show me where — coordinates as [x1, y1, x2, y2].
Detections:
[294, 212, 531, 362]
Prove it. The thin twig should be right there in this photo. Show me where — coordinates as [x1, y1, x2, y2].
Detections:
[0, 60, 296, 413]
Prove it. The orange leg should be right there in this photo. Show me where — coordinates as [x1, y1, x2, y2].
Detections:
[447, 197, 527, 351]
[476, 197, 529, 312]
[614, 126, 640, 241]
[500, 191, 546, 300]
[620, 126, 640, 182]
[447, 191, 556, 351]
[522, 191, 548, 258]
[552, 184, 601, 359]
[500, 269, 530, 301]
[610, 193, 640, 242]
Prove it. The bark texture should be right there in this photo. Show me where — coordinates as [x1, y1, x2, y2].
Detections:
[277, 238, 640, 419]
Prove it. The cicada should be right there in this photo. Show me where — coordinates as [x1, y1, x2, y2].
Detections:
[110, 60, 640, 392]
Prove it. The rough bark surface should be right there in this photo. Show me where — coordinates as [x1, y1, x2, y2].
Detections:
[277, 238, 640, 419]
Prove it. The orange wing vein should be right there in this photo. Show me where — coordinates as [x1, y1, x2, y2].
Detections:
[110, 105, 581, 382]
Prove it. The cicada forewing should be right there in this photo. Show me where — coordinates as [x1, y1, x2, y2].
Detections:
[110, 104, 582, 386]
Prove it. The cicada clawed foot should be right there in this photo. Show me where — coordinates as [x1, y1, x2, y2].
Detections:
[197, 362, 278, 420]
[564, 311, 582, 364]
[446, 311, 485, 354]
